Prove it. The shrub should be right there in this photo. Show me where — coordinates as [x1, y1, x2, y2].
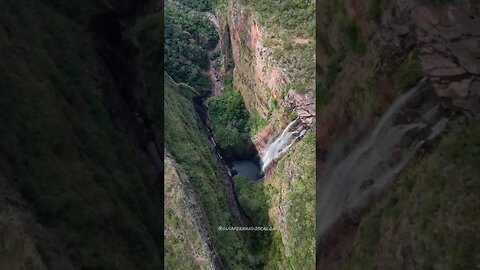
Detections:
[394, 55, 423, 92]
[367, 0, 384, 21]
[207, 86, 251, 155]
[339, 15, 365, 54]
[163, 2, 218, 92]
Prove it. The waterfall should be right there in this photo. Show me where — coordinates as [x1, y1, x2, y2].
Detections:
[317, 78, 449, 243]
[260, 118, 303, 172]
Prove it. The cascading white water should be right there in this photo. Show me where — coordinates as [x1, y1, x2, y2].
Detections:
[260, 118, 303, 172]
[316, 78, 450, 244]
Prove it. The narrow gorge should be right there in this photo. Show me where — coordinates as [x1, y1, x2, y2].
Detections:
[164, 0, 315, 269]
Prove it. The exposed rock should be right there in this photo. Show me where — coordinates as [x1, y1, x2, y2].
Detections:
[228, 0, 312, 123]
[164, 151, 223, 270]
[317, 0, 480, 268]
[282, 90, 316, 127]
[252, 126, 274, 155]
[0, 173, 74, 270]
[409, 2, 480, 115]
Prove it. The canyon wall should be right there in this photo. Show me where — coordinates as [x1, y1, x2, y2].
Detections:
[227, 0, 316, 132]
[164, 151, 222, 269]
[316, 0, 480, 268]
[224, 0, 316, 268]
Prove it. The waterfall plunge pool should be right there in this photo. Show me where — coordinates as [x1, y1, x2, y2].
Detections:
[231, 118, 305, 181]
[232, 159, 263, 181]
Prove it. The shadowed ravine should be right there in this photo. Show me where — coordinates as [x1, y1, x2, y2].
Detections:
[193, 95, 253, 228]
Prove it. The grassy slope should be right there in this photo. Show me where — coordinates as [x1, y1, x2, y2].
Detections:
[240, 0, 315, 93]
[235, 131, 316, 269]
[164, 153, 216, 269]
[164, 75, 251, 269]
[0, 0, 162, 268]
[349, 120, 480, 269]
[266, 131, 316, 269]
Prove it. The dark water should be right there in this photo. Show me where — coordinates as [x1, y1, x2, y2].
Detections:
[232, 160, 262, 181]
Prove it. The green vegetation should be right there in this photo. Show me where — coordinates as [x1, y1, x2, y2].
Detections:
[239, 0, 315, 93]
[207, 81, 251, 156]
[164, 75, 252, 269]
[317, 1, 366, 100]
[174, 0, 229, 13]
[349, 120, 480, 269]
[339, 16, 366, 54]
[280, 131, 316, 268]
[240, 0, 314, 38]
[323, 53, 344, 89]
[233, 132, 315, 269]
[394, 55, 423, 92]
[235, 175, 273, 267]
[367, 0, 388, 21]
[176, 0, 213, 11]
[0, 0, 162, 268]
[164, 2, 218, 92]
[263, 131, 316, 269]
[248, 113, 269, 136]
[164, 158, 208, 269]
[140, 3, 250, 267]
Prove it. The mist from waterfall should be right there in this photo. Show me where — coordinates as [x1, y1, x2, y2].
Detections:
[316, 78, 450, 243]
[260, 118, 305, 172]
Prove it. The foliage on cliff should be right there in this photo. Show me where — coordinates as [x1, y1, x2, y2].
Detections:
[317, 0, 368, 103]
[164, 154, 219, 269]
[265, 131, 316, 269]
[164, 74, 252, 269]
[0, 0, 163, 268]
[165, 2, 218, 92]
[348, 120, 480, 269]
[207, 78, 253, 157]
[238, 0, 315, 93]
[234, 132, 316, 269]
[234, 175, 273, 254]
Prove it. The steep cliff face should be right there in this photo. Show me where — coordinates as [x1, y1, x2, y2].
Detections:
[164, 151, 222, 270]
[228, 1, 288, 117]
[227, 0, 316, 130]
[316, 0, 480, 268]
[163, 73, 251, 269]
[0, 173, 74, 269]
[262, 132, 316, 268]
[224, 0, 316, 268]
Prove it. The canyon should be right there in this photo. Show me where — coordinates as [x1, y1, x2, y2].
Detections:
[164, 0, 315, 269]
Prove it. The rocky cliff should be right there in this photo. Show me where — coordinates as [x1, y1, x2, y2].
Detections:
[317, 0, 480, 151]
[164, 151, 222, 269]
[316, 0, 480, 268]
[227, 0, 316, 130]
[222, 0, 316, 268]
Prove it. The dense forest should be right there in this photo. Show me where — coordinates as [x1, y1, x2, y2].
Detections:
[164, 2, 217, 93]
